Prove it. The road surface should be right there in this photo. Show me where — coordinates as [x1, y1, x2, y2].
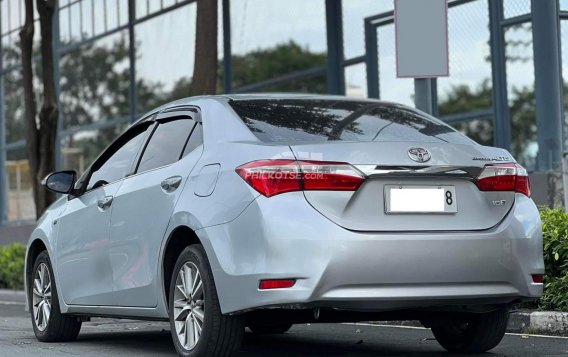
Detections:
[1, 302, 567, 356]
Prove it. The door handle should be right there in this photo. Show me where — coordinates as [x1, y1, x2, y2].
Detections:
[161, 176, 182, 193]
[97, 196, 114, 210]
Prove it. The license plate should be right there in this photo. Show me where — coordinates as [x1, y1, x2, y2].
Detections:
[385, 185, 457, 214]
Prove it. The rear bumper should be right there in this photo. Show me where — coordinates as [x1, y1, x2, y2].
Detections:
[197, 193, 543, 314]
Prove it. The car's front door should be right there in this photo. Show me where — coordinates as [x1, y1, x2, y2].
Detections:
[55, 124, 151, 306]
[110, 111, 203, 307]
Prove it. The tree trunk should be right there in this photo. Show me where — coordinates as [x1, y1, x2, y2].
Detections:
[35, 0, 58, 217]
[20, 0, 59, 219]
[189, 0, 218, 96]
[19, 0, 40, 218]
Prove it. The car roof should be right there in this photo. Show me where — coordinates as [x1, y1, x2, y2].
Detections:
[222, 93, 394, 104]
[132, 93, 409, 126]
[162, 93, 397, 108]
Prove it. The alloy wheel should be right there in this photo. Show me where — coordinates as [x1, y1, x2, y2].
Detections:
[32, 263, 52, 332]
[173, 261, 205, 350]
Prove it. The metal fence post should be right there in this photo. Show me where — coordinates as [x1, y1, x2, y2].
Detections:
[128, 0, 137, 121]
[325, 0, 345, 95]
[365, 20, 379, 99]
[222, 0, 232, 94]
[531, 0, 564, 171]
[414, 78, 438, 115]
[488, 0, 512, 150]
[0, 4, 7, 224]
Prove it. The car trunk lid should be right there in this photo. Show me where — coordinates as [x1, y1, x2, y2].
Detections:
[290, 141, 517, 232]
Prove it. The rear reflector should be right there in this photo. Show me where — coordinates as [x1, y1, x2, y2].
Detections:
[236, 160, 364, 197]
[531, 274, 544, 284]
[259, 279, 296, 290]
[475, 163, 531, 197]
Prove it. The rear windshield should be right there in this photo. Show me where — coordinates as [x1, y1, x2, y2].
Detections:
[229, 99, 473, 145]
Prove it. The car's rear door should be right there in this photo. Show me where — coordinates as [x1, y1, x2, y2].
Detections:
[55, 123, 151, 306]
[109, 108, 203, 307]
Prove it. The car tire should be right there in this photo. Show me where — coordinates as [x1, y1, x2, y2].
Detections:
[248, 323, 293, 335]
[29, 251, 82, 342]
[431, 308, 509, 353]
[168, 245, 244, 357]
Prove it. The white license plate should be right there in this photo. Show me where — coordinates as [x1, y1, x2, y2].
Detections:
[385, 185, 457, 214]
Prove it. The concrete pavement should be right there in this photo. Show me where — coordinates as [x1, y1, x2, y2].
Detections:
[1, 302, 568, 356]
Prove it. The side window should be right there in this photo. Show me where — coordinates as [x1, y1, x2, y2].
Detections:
[87, 125, 150, 190]
[182, 123, 203, 157]
[136, 119, 195, 173]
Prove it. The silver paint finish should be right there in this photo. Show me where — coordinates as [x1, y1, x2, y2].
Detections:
[109, 148, 201, 308]
[25, 95, 543, 322]
[291, 141, 516, 231]
[194, 164, 221, 197]
[56, 182, 121, 306]
[202, 192, 543, 313]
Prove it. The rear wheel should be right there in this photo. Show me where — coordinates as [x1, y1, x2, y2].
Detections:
[29, 251, 82, 342]
[168, 245, 244, 356]
[431, 308, 509, 353]
[248, 323, 293, 335]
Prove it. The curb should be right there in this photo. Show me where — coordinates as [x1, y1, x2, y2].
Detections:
[508, 311, 568, 335]
[368, 311, 568, 337]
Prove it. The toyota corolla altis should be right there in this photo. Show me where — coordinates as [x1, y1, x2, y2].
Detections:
[26, 95, 543, 356]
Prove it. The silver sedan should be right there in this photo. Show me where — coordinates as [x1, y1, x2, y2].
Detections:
[26, 94, 543, 356]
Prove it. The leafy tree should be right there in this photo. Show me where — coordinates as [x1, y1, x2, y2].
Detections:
[223, 41, 327, 93]
[438, 80, 493, 146]
[509, 86, 537, 165]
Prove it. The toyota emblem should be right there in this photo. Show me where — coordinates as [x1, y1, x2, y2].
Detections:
[408, 147, 431, 163]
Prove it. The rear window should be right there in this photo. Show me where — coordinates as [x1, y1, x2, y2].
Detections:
[229, 99, 473, 145]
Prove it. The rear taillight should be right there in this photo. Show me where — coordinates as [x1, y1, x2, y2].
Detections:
[236, 160, 365, 197]
[475, 163, 531, 197]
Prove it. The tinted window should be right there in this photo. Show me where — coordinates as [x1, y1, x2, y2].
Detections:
[88, 126, 149, 190]
[182, 124, 203, 157]
[137, 119, 194, 173]
[229, 99, 473, 145]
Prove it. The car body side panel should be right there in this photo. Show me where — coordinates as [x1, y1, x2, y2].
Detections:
[147, 99, 297, 317]
[109, 146, 203, 308]
[172, 98, 296, 229]
[55, 183, 123, 306]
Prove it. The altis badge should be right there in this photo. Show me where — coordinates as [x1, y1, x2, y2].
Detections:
[472, 156, 512, 162]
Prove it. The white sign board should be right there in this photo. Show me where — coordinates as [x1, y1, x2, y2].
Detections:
[395, 0, 449, 78]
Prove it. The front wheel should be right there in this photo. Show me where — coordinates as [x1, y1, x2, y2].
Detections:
[431, 308, 509, 353]
[169, 245, 244, 356]
[29, 251, 82, 342]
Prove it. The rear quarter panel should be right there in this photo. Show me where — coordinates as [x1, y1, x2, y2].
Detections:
[171, 98, 297, 229]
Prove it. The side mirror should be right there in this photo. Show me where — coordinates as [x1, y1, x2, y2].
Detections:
[42, 171, 76, 194]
